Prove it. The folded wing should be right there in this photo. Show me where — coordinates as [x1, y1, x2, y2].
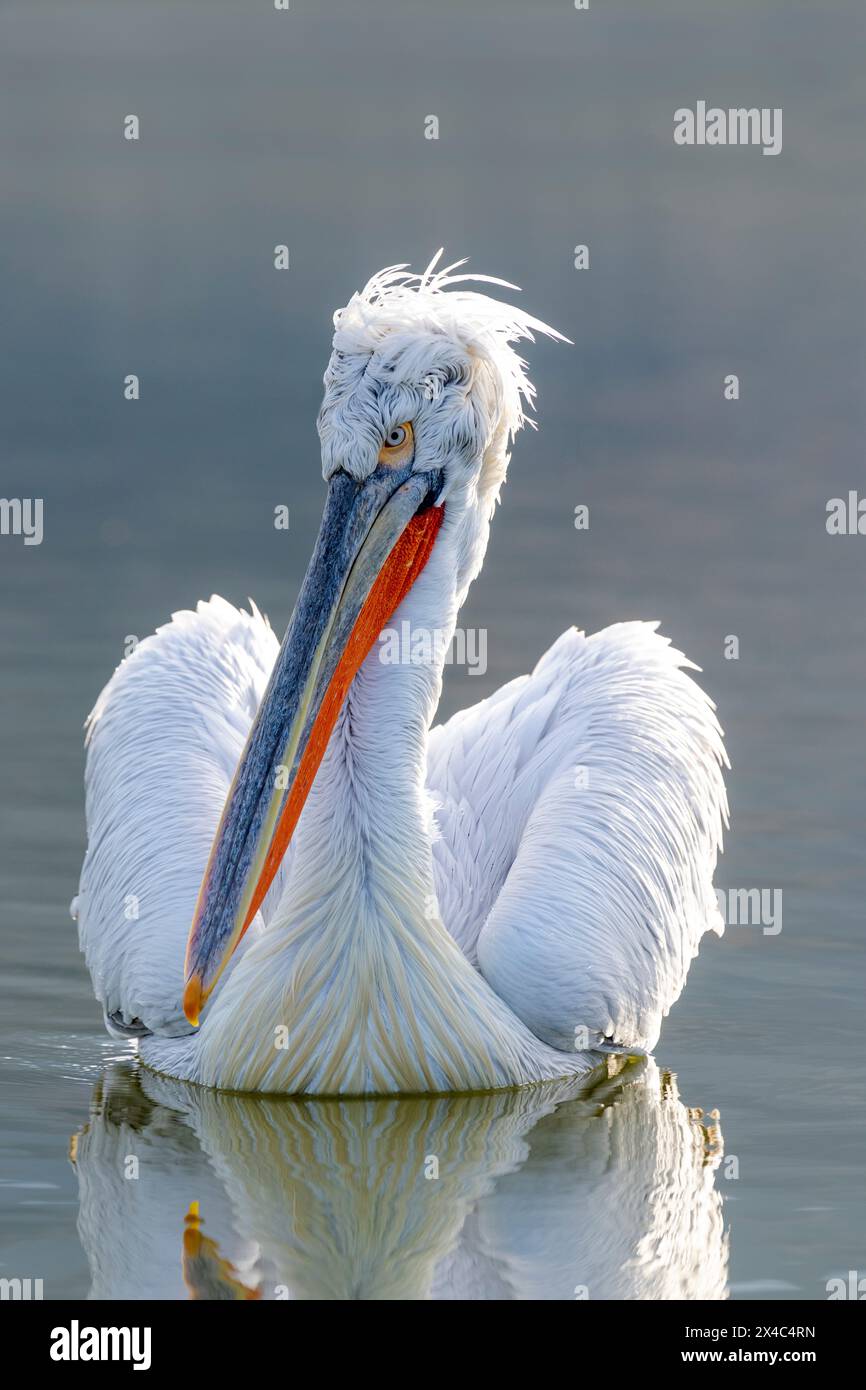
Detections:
[427, 622, 728, 1053]
[75, 597, 282, 1036]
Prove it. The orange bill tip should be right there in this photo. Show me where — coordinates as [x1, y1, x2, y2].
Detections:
[183, 975, 203, 1028]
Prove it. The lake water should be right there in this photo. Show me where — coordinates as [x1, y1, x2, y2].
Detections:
[1, 0, 864, 1299]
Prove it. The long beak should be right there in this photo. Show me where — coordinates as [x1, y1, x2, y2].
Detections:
[182, 463, 445, 1025]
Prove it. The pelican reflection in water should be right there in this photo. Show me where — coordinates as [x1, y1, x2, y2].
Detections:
[70, 1059, 728, 1301]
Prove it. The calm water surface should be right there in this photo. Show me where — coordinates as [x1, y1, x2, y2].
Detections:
[1, 0, 864, 1298]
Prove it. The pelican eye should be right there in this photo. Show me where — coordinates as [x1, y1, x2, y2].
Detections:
[378, 421, 414, 465]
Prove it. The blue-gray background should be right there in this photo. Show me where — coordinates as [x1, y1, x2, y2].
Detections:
[1, 0, 864, 1298]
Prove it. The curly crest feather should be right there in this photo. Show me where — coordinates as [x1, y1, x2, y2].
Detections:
[317, 251, 568, 512]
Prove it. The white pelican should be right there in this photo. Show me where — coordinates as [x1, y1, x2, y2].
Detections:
[75, 255, 728, 1095]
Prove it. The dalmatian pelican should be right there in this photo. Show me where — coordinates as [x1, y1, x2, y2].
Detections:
[75, 254, 728, 1095]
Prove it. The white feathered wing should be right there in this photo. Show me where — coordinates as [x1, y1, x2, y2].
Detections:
[75, 597, 282, 1036]
[427, 621, 728, 1054]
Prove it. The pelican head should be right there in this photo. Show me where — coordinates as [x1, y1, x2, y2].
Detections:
[182, 254, 566, 1024]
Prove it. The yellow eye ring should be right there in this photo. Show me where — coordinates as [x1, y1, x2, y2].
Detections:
[378, 421, 414, 465]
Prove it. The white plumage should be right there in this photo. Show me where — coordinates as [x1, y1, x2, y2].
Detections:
[430, 621, 727, 1054]
[78, 599, 283, 1038]
[75, 256, 728, 1095]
